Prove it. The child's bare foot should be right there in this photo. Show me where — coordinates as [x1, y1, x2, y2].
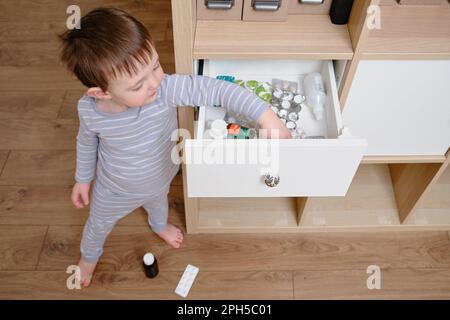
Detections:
[77, 257, 97, 288]
[155, 224, 183, 248]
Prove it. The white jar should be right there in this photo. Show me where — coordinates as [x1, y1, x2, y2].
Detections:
[208, 119, 228, 139]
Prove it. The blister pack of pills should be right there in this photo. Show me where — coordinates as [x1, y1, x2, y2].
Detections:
[271, 78, 307, 139]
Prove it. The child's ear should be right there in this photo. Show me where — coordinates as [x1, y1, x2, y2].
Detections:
[86, 87, 112, 100]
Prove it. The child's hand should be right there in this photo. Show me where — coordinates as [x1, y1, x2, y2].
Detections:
[257, 108, 292, 139]
[71, 182, 91, 209]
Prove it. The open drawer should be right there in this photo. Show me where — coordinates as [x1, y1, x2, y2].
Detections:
[184, 59, 367, 197]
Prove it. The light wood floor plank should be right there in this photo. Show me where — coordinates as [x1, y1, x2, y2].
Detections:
[0, 67, 84, 91]
[0, 150, 9, 174]
[0, 150, 76, 186]
[37, 226, 172, 272]
[0, 91, 64, 119]
[58, 90, 85, 119]
[0, 185, 185, 227]
[0, 270, 292, 300]
[0, 0, 173, 23]
[0, 20, 172, 43]
[0, 225, 48, 271]
[0, 39, 173, 67]
[294, 268, 450, 299]
[0, 41, 60, 67]
[0, 119, 77, 150]
[36, 226, 450, 273]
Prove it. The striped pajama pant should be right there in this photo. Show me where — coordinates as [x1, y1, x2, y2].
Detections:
[80, 180, 170, 263]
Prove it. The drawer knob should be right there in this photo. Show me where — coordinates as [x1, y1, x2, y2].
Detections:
[264, 173, 280, 187]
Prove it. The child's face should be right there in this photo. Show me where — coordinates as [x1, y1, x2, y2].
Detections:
[107, 48, 164, 108]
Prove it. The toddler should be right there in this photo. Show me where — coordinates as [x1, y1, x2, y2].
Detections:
[59, 7, 290, 287]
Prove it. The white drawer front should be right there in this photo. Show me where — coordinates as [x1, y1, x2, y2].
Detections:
[185, 139, 366, 197]
[185, 59, 366, 197]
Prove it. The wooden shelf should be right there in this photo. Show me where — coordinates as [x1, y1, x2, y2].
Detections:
[362, 155, 447, 164]
[193, 15, 354, 60]
[363, 4, 450, 59]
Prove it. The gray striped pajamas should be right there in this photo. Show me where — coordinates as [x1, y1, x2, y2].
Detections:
[76, 74, 270, 263]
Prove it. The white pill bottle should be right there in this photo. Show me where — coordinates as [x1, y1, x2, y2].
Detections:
[303, 72, 327, 121]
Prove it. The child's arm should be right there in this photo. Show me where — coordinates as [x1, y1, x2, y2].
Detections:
[75, 110, 99, 184]
[71, 105, 99, 209]
[163, 74, 291, 138]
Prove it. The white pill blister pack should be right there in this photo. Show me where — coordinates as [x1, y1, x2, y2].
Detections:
[175, 264, 199, 298]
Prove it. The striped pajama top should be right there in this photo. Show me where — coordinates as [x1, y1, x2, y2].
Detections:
[75, 74, 270, 197]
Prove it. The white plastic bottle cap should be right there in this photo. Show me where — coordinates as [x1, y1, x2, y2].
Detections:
[281, 100, 291, 109]
[286, 121, 296, 130]
[273, 89, 283, 99]
[143, 253, 155, 266]
[294, 94, 305, 104]
[210, 119, 228, 139]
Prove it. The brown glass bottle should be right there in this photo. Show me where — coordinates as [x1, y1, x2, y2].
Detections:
[143, 253, 159, 278]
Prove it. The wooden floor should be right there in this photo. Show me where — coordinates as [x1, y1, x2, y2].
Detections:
[1, 0, 450, 300]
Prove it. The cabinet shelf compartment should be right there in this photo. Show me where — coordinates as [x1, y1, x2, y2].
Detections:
[197, 197, 300, 232]
[194, 15, 354, 60]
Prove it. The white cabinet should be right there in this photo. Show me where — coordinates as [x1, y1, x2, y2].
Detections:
[343, 60, 450, 156]
[185, 59, 367, 197]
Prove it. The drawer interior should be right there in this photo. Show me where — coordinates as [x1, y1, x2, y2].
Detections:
[186, 59, 367, 198]
[196, 59, 344, 140]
